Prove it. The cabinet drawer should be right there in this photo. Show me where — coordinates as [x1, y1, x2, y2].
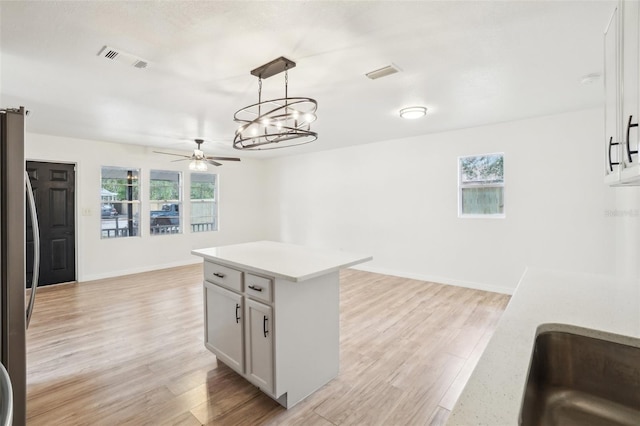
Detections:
[204, 261, 243, 292]
[245, 273, 272, 303]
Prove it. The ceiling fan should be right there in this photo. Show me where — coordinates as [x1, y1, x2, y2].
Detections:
[153, 139, 241, 169]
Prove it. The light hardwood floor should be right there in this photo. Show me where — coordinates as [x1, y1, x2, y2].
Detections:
[26, 265, 510, 426]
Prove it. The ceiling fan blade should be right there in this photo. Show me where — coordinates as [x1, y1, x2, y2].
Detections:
[170, 158, 190, 162]
[205, 156, 241, 162]
[206, 159, 223, 167]
[153, 151, 191, 159]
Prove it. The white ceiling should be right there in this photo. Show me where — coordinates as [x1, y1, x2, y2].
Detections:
[0, 0, 615, 158]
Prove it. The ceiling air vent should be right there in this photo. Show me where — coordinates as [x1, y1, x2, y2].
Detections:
[365, 63, 401, 80]
[97, 45, 148, 69]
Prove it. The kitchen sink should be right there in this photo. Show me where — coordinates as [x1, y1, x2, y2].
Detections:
[520, 325, 640, 426]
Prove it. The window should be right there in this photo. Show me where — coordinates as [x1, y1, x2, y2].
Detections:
[101, 167, 140, 238]
[190, 173, 218, 232]
[150, 170, 182, 235]
[458, 153, 504, 217]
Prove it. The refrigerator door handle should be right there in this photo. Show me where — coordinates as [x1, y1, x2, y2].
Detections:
[25, 171, 40, 329]
[0, 362, 13, 426]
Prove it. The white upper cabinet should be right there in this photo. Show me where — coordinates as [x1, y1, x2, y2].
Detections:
[606, 1, 640, 185]
[605, 4, 622, 183]
[620, 0, 640, 183]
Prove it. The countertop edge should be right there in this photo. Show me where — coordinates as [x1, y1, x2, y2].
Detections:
[191, 246, 372, 282]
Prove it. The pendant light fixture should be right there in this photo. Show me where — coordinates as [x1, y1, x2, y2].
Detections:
[233, 57, 318, 150]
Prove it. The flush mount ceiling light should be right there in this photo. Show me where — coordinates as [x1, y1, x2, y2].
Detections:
[233, 56, 318, 150]
[399, 106, 427, 119]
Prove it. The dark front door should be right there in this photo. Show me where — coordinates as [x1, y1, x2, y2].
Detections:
[26, 161, 76, 287]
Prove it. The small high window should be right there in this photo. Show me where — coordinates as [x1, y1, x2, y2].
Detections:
[100, 167, 140, 238]
[150, 170, 182, 235]
[190, 173, 218, 232]
[458, 153, 505, 218]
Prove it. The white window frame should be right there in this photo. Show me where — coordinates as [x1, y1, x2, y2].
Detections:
[458, 153, 505, 219]
[100, 166, 141, 239]
[149, 169, 183, 235]
[190, 172, 218, 233]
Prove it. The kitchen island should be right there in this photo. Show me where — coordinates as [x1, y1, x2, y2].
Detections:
[447, 267, 640, 425]
[191, 240, 372, 408]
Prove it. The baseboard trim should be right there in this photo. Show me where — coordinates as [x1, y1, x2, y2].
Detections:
[351, 264, 515, 295]
[79, 259, 515, 295]
[80, 259, 202, 283]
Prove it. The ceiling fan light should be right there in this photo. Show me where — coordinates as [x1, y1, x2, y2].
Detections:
[189, 159, 208, 171]
[154, 139, 240, 168]
[399, 106, 427, 119]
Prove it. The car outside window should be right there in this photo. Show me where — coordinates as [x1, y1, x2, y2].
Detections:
[150, 170, 182, 235]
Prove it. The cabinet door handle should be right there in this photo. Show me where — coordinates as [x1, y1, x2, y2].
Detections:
[235, 303, 241, 324]
[626, 115, 639, 163]
[213, 272, 225, 278]
[263, 315, 269, 338]
[248, 285, 263, 292]
[609, 136, 621, 172]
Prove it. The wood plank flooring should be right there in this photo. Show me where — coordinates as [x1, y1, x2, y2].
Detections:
[26, 265, 510, 425]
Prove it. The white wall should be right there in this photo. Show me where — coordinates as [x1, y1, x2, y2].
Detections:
[612, 187, 640, 332]
[613, 188, 640, 279]
[26, 133, 269, 282]
[264, 109, 618, 294]
[26, 108, 625, 292]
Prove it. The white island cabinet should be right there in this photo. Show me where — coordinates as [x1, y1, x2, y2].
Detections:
[191, 241, 372, 408]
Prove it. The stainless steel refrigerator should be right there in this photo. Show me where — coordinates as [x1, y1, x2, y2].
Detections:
[1, 106, 40, 426]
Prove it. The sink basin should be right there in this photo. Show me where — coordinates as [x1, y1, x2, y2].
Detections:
[520, 325, 640, 426]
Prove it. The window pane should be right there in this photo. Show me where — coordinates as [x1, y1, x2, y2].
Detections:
[460, 154, 504, 184]
[461, 187, 504, 215]
[150, 170, 182, 235]
[190, 173, 217, 232]
[101, 167, 140, 239]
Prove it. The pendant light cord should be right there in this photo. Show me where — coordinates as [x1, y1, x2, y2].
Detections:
[258, 77, 262, 117]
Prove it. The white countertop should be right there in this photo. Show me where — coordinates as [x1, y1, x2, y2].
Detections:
[447, 267, 640, 425]
[191, 240, 372, 282]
